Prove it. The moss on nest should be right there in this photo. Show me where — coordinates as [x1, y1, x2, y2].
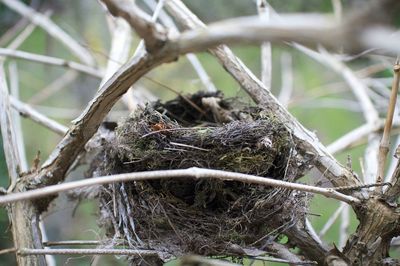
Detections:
[90, 91, 310, 263]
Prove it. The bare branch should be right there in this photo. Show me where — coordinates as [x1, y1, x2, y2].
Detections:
[0, 64, 20, 189]
[257, 0, 272, 90]
[364, 134, 380, 184]
[327, 122, 382, 154]
[102, 15, 135, 110]
[0, 168, 360, 206]
[263, 241, 317, 265]
[294, 45, 379, 124]
[10, 97, 68, 136]
[8, 62, 28, 172]
[101, 18, 132, 88]
[0, 247, 17, 255]
[142, 0, 217, 92]
[6, 12, 48, 51]
[28, 70, 78, 105]
[0, 64, 46, 265]
[43, 240, 101, 246]
[18, 248, 159, 257]
[1, 0, 95, 66]
[173, 15, 343, 54]
[100, 0, 167, 53]
[278, 52, 293, 107]
[331, 0, 343, 22]
[0, 48, 102, 78]
[339, 203, 350, 249]
[377, 62, 400, 184]
[32, 50, 175, 191]
[319, 203, 345, 237]
[165, 0, 360, 188]
[179, 255, 239, 266]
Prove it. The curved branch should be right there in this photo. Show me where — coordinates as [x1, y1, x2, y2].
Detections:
[31, 50, 176, 190]
[0, 168, 360, 206]
[100, 0, 167, 52]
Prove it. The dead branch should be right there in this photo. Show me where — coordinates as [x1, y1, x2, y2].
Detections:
[0, 65, 20, 190]
[18, 248, 159, 256]
[142, 0, 217, 92]
[1, 0, 95, 66]
[257, 0, 272, 90]
[10, 97, 68, 136]
[377, 62, 400, 184]
[0, 48, 102, 78]
[28, 51, 176, 202]
[0, 168, 360, 206]
[0, 64, 46, 265]
[179, 256, 239, 266]
[263, 241, 317, 265]
[165, 0, 360, 188]
[100, 0, 167, 53]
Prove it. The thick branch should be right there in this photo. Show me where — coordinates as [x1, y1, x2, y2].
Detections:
[31, 51, 175, 191]
[0, 65, 45, 265]
[100, 0, 167, 53]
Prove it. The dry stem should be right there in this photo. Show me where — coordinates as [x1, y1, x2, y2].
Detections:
[0, 168, 360, 206]
[377, 62, 400, 184]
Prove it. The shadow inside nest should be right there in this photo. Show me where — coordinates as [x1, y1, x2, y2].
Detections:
[85, 91, 312, 265]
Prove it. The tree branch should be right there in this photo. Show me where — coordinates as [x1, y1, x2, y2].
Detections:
[0, 64, 46, 266]
[0, 168, 360, 206]
[100, 0, 167, 53]
[31, 51, 176, 191]
[1, 0, 95, 66]
[0, 48, 102, 78]
[165, 0, 360, 189]
[10, 97, 68, 136]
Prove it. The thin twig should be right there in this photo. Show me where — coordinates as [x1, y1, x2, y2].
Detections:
[10, 97, 68, 136]
[278, 52, 293, 107]
[377, 62, 400, 185]
[327, 121, 383, 154]
[142, 0, 217, 92]
[27, 70, 78, 105]
[179, 255, 240, 266]
[319, 203, 345, 237]
[1, 0, 95, 66]
[0, 167, 360, 206]
[364, 134, 380, 183]
[43, 241, 102, 247]
[295, 45, 379, 125]
[6, 10, 52, 51]
[331, 0, 343, 22]
[18, 248, 159, 256]
[339, 203, 350, 248]
[0, 247, 17, 255]
[0, 48, 102, 78]
[257, 0, 272, 90]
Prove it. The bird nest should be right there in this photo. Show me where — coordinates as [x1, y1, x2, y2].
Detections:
[87, 91, 311, 264]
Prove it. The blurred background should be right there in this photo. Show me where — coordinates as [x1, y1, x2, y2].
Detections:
[0, 0, 398, 265]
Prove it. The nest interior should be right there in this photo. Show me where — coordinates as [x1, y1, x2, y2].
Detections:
[89, 91, 310, 262]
